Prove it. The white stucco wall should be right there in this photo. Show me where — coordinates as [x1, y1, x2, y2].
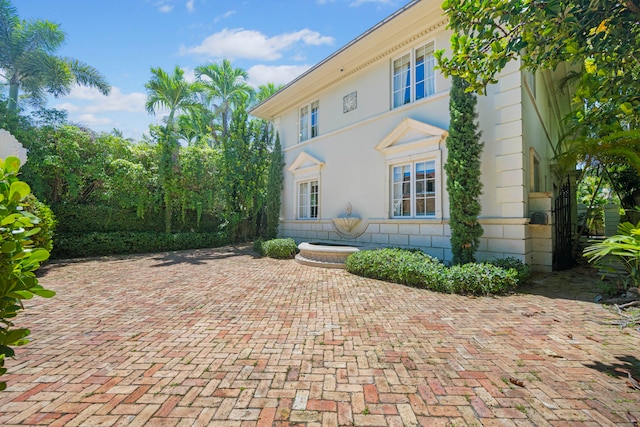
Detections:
[258, 2, 557, 267]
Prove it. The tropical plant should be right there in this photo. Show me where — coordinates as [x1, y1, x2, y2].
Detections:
[0, 0, 110, 112]
[145, 66, 197, 232]
[195, 59, 254, 143]
[445, 76, 484, 264]
[20, 125, 115, 204]
[0, 156, 55, 391]
[583, 221, 640, 289]
[436, 0, 640, 172]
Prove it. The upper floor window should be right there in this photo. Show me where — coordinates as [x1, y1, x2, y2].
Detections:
[299, 100, 319, 142]
[392, 42, 435, 108]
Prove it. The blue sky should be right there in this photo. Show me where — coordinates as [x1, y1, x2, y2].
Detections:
[10, 0, 410, 141]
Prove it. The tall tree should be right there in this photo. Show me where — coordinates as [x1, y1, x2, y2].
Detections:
[265, 133, 284, 239]
[145, 66, 196, 232]
[195, 59, 254, 143]
[436, 0, 640, 171]
[0, 0, 110, 112]
[445, 76, 484, 265]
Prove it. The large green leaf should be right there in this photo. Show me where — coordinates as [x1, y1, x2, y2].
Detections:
[3, 157, 21, 174]
[9, 181, 31, 202]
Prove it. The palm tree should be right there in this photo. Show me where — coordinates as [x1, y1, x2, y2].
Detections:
[145, 66, 196, 127]
[194, 59, 254, 143]
[0, 0, 110, 112]
[254, 83, 282, 141]
[145, 66, 197, 232]
[176, 106, 214, 147]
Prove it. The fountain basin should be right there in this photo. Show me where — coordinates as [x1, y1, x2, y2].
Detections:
[295, 242, 360, 269]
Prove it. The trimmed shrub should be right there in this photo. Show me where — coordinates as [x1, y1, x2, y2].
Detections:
[253, 238, 265, 256]
[261, 238, 297, 259]
[51, 203, 222, 233]
[24, 195, 56, 253]
[487, 257, 531, 284]
[346, 248, 522, 295]
[447, 263, 518, 295]
[52, 231, 228, 259]
[345, 248, 441, 287]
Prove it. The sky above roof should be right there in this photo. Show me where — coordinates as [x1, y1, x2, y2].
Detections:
[10, 0, 411, 141]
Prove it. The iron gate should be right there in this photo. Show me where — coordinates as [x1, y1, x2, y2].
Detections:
[553, 180, 574, 270]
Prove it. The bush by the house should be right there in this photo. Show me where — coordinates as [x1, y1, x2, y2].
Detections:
[260, 238, 297, 259]
[344, 248, 442, 288]
[486, 257, 532, 284]
[446, 263, 518, 294]
[346, 248, 522, 295]
[52, 231, 228, 259]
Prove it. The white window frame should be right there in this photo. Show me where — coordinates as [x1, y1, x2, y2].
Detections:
[386, 155, 442, 219]
[299, 100, 319, 142]
[391, 41, 436, 109]
[297, 179, 319, 219]
[288, 152, 324, 221]
[389, 158, 438, 219]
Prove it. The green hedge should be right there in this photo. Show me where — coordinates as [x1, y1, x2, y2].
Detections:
[346, 248, 525, 295]
[52, 231, 228, 259]
[256, 238, 297, 259]
[51, 203, 222, 233]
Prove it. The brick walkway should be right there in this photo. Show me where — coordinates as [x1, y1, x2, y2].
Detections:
[1, 246, 638, 426]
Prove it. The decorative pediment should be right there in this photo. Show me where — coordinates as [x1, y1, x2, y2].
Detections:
[288, 151, 325, 175]
[375, 118, 448, 157]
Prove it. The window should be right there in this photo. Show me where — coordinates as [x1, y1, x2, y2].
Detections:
[299, 101, 319, 142]
[391, 160, 436, 217]
[392, 43, 435, 108]
[530, 148, 541, 192]
[298, 180, 319, 219]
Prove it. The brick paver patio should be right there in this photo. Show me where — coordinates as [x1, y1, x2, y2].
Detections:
[0, 245, 638, 426]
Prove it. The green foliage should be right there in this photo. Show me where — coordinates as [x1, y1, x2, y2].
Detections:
[52, 204, 165, 233]
[583, 221, 640, 288]
[265, 133, 284, 239]
[194, 59, 254, 142]
[20, 125, 124, 204]
[218, 103, 270, 241]
[345, 248, 442, 287]
[0, 0, 110, 111]
[23, 195, 56, 252]
[447, 263, 519, 295]
[253, 238, 265, 256]
[486, 257, 532, 284]
[0, 157, 55, 391]
[445, 76, 484, 264]
[53, 231, 228, 259]
[261, 238, 297, 259]
[346, 248, 521, 295]
[437, 0, 640, 171]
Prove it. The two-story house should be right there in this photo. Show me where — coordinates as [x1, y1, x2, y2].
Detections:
[250, 0, 573, 272]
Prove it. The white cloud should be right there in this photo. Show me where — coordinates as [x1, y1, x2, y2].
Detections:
[182, 28, 334, 61]
[77, 114, 112, 126]
[214, 10, 236, 23]
[186, 0, 195, 12]
[59, 86, 147, 114]
[54, 102, 80, 112]
[159, 4, 173, 12]
[247, 64, 311, 88]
